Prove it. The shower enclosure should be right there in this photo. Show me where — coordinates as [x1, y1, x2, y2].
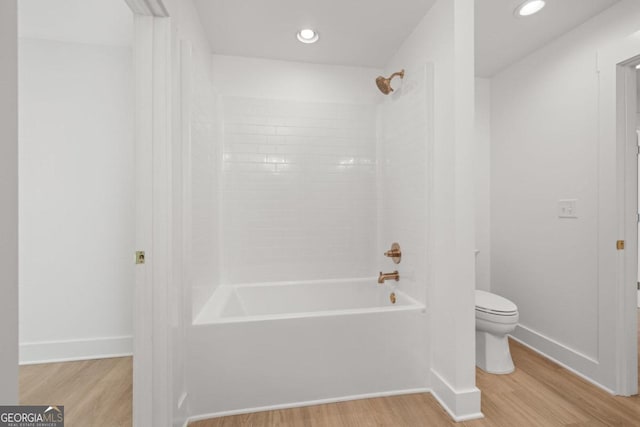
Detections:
[185, 55, 434, 418]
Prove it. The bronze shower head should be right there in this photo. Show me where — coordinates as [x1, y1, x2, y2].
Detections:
[375, 69, 405, 95]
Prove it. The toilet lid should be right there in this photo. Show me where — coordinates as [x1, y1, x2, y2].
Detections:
[475, 290, 517, 315]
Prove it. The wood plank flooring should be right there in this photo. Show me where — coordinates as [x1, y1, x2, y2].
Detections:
[191, 312, 640, 427]
[19, 356, 132, 427]
[18, 312, 640, 426]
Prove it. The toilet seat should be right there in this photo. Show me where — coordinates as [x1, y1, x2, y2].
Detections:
[475, 290, 517, 315]
[475, 308, 518, 324]
[475, 290, 518, 324]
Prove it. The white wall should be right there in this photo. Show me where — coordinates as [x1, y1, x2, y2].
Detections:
[164, 0, 210, 52]
[377, 64, 432, 306]
[189, 49, 219, 318]
[170, 42, 218, 427]
[161, 1, 215, 424]
[383, 0, 478, 419]
[220, 97, 377, 284]
[475, 78, 491, 292]
[19, 38, 134, 363]
[212, 55, 382, 104]
[0, 0, 19, 405]
[211, 55, 381, 286]
[491, 0, 640, 391]
[18, 0, 132, 47]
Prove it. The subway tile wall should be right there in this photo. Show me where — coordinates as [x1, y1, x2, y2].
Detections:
[190, 49, 219, 316]
[378, 65, 431, 304]
[221, 97, 378, 284]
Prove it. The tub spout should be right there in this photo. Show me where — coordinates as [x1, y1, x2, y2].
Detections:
[378, 271, 399, 284]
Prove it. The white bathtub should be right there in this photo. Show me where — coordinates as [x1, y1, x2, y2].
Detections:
[188, 278, 429, 419]
[194, 277, 424, 324]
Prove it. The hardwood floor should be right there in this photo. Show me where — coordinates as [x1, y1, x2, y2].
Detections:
[17, 312, 640, 427]
[189, 344, 640, 427]
[19, 356, 132, 427]
[191, 312, 640, 427]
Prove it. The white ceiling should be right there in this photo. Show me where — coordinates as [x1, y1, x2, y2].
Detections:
[19, 0, 133, 47]
[17, 0, 623, 75]
[193, 0, 437, 68]
[475, 0, 620, 77]
[195, 0, 622, 76]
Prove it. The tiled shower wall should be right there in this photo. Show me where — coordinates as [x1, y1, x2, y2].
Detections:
[378, 65, 432, 304]
[220, 97, 377, 284]
[190, 49, 219, 316]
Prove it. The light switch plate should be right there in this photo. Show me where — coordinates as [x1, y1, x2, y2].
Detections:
[558, 199, 578, 219]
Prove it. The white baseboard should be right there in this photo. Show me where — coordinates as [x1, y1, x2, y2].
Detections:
[19, 335, 133, 365]
[430, 369, 483, 422]
[186, 387, 430, 425]
[509, 327, 614, 394]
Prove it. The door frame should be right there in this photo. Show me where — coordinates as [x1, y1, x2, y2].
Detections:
[0, 0, 175, 418]
[598, 30, 640, 396]
[125, 0, 173, 425]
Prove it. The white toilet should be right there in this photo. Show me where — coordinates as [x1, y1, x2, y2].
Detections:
[475, 290, 519, 374]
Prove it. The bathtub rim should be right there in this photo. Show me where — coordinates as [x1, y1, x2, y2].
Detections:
[193, 276, 426, 326]
[219, 276, 398, 289]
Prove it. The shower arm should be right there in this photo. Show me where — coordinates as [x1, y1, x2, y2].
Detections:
[388, 70, 405, 81]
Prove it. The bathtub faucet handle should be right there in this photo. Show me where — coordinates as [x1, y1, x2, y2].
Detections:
[383, 243, 401, 264]
[378, 271, 399, 284]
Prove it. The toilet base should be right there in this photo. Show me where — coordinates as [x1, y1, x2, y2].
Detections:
[476, 330, 514, 374]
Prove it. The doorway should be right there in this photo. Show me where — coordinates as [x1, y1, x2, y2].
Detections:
[595, 29, 640, 398]
[17, 0, 135, 424]
[2, 0, 173, 424]
[611, 43, 640, 397]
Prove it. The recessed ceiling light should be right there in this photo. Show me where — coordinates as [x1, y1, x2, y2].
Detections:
[297, 29, 319, 44]
[515, 0, 546, 17]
